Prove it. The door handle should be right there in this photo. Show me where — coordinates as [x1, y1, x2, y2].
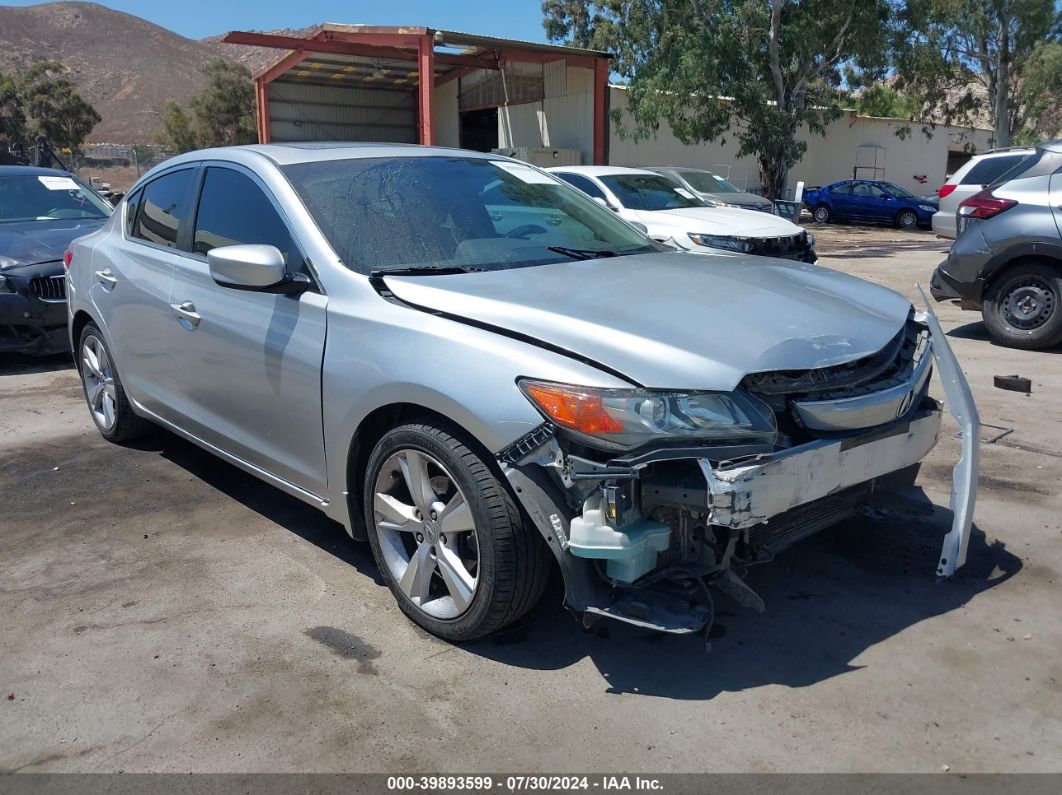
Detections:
[94, 269, 117, 288]
[170, 300, 201, 328]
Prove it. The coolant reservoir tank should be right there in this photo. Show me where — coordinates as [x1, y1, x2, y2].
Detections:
[568, 496, 671, 584]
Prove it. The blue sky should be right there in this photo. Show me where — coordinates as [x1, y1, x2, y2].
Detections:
[12, 0, 552, 41]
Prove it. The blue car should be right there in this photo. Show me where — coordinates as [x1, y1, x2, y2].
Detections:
[804, 179, 938, 229]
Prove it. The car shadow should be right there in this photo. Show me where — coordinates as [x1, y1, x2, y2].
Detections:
[464, 505, 1020, 699]
[128, 427, 383, 584]
[0, 352, 74, 376]
[947, 320, 1062, 353]
[130, 429, 1020, 700]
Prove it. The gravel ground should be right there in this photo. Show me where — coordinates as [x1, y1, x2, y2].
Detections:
[1, 223, 1060, 774]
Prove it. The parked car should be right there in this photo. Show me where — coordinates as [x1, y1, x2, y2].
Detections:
[932, 148, 1036, 239]
[0, 166, 112, 355]
[68, 144, 977, 642]
[549, 165, 815, 262]
[641, 166, 774, 212]
[931, 140, 1062, 349]
[804, 179, 938, 229]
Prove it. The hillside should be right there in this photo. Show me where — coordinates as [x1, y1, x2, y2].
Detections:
[0, 2, 288, 143]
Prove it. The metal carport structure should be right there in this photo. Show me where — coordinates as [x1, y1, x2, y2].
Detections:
[222, 25, 613, 164]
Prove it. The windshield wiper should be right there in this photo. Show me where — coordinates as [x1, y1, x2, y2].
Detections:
[369, 265, 486, 278]
[547, 246, 619, 260]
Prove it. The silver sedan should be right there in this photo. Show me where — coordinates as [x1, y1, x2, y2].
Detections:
[66, 144, 978, 643]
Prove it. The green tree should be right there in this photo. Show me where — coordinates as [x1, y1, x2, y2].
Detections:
[893, 0, 1061, 147]
[542, 0, 891, 198]
[1019, 39, 1062, 140]
[19, 61, 100, 155]
[160, 59, 256, 152]
[0, 71, 27, 147]
[856, 84, 919, 119]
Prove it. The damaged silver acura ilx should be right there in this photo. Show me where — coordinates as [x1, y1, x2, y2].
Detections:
[67, 144, 979, 642]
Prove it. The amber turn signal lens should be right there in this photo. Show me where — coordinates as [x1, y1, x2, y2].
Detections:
[523, 383, 625, 434]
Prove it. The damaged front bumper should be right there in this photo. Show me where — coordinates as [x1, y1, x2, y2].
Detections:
[503, 295, 979, 635]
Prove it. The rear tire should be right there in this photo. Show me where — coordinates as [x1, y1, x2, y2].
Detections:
[896, 210, 919, 229]
[982, 263, 1062, 350]
[77, 322, 151, 443]
[363, 420, 550, 642]
[812, 205, 831, 224]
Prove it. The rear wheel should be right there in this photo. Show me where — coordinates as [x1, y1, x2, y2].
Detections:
[812, 205, 831, 224]
[77, 322, 151, 442]
[363, 421, 550, 642]
[982, 263, 1062, 350]
[896, 210, 919, 229]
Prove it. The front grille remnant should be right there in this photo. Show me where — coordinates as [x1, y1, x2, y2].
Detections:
[742, 315, 930, 439]
[741, 232, 815, 262]
[29, 275, 67, 301]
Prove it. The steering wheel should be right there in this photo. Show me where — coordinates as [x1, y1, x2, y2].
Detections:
[505, 224, 549, 240]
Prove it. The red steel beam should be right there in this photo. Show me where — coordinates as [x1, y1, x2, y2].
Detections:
[593, 57, 610, 165]
[256, 78, 271, 143]
[225, 30, 500, 72]
[260, 49, 310, 85]
[418, 34, 435, 145]
[435, 64, 479, 88]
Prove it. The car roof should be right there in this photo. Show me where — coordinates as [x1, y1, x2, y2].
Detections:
[545, 165, 657, 177]
[0, 165, 74, 177]
[158, 142, 504, 171]
[643, 166, 719, 175]
[969, 147, 1036, 159]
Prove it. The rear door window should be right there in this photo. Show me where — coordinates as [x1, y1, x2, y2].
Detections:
[190, 167, 302, 270]
[830, 182, 852, 195]
[131, 169, 194, 249]
[556, 173, 607, 201]
[963, 155, 1029, 186]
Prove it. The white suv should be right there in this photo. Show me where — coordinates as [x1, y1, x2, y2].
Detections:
[933, 147, 1035, 238]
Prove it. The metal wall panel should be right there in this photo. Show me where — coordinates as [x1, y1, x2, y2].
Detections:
[268, 80, 417, 143]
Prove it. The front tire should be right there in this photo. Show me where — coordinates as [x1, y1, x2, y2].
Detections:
[896, 210, 919, 229]
[363, 421, 550, 642]
[982, 263, 1062, 350]
[77, 322, 151, 442]
[812, 205, 831, 224]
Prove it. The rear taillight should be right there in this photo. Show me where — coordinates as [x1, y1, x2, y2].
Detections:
[938, 184, 957, 199]
[63, 250, 73, 269]
[958, 188, 1016, 220]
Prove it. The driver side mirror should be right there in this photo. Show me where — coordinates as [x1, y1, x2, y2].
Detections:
[207, 244, 311, 295]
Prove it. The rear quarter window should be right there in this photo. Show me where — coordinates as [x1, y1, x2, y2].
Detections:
[962, 155, 1029, 186]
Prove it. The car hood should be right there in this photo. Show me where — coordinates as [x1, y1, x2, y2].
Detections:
[627, 206, 804, 237]
[0, 218, 106, 270]
[383, 252, 912, 391]
[699, 190, 772, 209]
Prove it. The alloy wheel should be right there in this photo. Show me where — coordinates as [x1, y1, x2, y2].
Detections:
[372, 449, 480, 619]
[82, 334, 118, 431]
[813, 206, 830, 223]
[898, 211, 918, 229]
[1002, 277, 1056, 331]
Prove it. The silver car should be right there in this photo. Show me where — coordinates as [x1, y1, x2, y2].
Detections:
[67, 144, 978, 643]
[643, 166, 775, 212]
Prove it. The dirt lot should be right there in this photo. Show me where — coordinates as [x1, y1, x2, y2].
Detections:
[2, 224, 1060, 773]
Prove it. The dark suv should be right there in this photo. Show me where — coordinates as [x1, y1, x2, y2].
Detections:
[931, 140, 1062, 349]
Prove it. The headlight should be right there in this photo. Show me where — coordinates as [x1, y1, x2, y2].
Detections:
[687, 233, 755, 253]
[702, 199, 737, 208]
[519, 380, 778, 451]
[806, 232, 816, 247]
[0, 274, 9, 293]
[918, 205, 936, 213]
